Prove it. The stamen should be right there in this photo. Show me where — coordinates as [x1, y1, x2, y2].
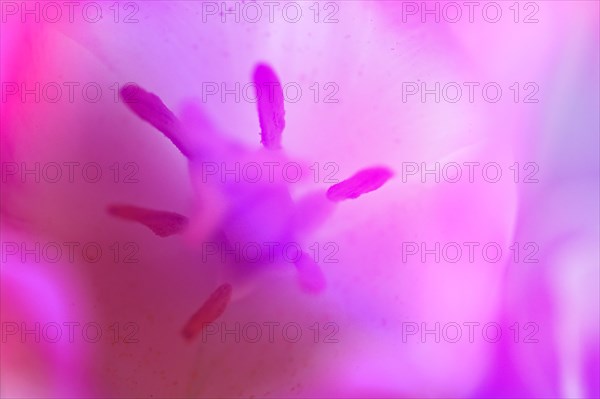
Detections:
[326, 167, 393, 202]
[253, 63, 285, 150]
[107, 204, 188, 237]
[181, 283, 233, 342]
[120, 84, 192, 158]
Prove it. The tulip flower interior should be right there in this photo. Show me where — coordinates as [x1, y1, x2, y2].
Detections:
[1, 1, 598, 398]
